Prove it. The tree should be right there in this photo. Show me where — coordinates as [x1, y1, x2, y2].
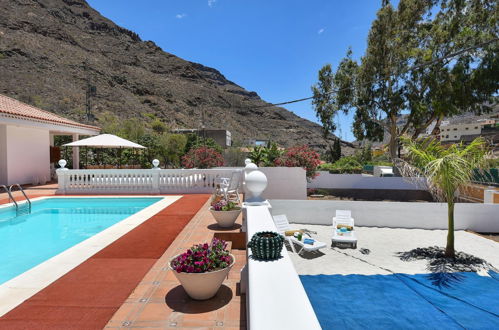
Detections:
[275, 145, 321, 180]
[332, 138, 342, 162]
[317, 0, 498, 159]
[400, 136, 489, 257]
[312, 64, 337, 161]
[248, 146, 266, 166]
[181, 146, 224, 169]
[160, 133, 187, 167]
[185, 133, 222, 154]
[262, 142, 284, 166]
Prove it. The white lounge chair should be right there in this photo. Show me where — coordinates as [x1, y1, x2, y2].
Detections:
[332, 210, 357, 248]
[272, 214, 327, 255]
[217, 171, 241, 203]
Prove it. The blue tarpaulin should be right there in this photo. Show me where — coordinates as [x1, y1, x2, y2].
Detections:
[300, 272, 499, 329]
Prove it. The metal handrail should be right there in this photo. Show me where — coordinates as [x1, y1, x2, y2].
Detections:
[1, 184, 18, 209]
[9, 184, 31, 214]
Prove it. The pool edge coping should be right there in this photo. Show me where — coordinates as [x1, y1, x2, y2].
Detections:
[0, 195, 182, 317]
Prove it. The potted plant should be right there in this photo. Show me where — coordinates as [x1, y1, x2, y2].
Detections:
[170, 238, 234, 300]
[209, 194, 241, 228]
[247, 231, 285, 260]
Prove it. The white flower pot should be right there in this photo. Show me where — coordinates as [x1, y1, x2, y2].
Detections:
[170, 254, 235, 300]
[209, 208, 241, 228]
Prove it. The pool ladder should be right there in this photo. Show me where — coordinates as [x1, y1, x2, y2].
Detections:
[1, 184, 31, 216]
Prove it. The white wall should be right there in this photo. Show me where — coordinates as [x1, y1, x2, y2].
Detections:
[5, 125, 50, 185]
[269, 199, 499, 233]
[0, 125, 7, 185]
[259, 167, 307, 200]
[308, 172, 423, 190]
[245, 205, 321, 330]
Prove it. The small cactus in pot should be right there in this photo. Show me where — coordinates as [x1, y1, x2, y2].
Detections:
[247, 231, 285, 260]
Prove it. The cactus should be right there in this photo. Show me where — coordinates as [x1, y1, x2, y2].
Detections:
[247, 231, 285, 260]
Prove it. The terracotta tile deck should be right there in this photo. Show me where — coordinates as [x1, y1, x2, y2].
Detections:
[0, 183, 58, 204]
[105, 198, 247, 329]
[0, 194, 211, 329]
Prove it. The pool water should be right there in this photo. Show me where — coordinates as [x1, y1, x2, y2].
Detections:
[0, 197, 162, 285]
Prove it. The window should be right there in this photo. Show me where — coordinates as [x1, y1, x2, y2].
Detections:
[446, 135, 449, 138]
[453, 128, 457, 130]
[475, 126, 478, 129]
[465, 127, 469, 130]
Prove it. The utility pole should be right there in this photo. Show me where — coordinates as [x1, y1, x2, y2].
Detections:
[84, 61, 96, 123]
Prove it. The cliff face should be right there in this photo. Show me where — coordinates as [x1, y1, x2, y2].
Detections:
[0, 0, 352, 151]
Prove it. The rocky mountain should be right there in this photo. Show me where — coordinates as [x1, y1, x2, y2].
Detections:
[0, 0, 354, 153]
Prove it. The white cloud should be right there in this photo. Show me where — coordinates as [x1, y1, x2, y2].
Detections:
[175, 13, 187, 19]
[208, 0, 217, 7]
[318, 28, 325, 35]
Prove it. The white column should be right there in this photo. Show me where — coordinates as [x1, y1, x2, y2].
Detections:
[72, 134, 79, 169]
[484, 189, 497, 204]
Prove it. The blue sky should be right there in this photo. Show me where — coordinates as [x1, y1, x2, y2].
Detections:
[87, 0, 382, 141]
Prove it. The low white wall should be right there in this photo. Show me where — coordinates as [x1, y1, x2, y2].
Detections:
[260, 167, 307, 200]
[0, 125, 7, 185]
[308, 172, 423, 190]
[4, 125, 50, 185]
[269, 199, 499, 233]
[244, 205, 321, 330]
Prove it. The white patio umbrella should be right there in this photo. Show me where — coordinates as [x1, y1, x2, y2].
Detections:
[63, 134, 146, 149]
[63, 134, 146, 168]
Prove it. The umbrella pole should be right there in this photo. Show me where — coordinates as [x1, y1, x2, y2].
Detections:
[119, 148, 122, 169]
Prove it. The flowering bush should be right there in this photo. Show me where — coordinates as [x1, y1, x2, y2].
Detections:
[181, 146, 224, 169]
[170, 238, 232, 273]
[275, 145, 321, 179]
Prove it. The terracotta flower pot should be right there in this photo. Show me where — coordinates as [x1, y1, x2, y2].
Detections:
[209, 207, 241, 228]
[170, 254, 235, 300]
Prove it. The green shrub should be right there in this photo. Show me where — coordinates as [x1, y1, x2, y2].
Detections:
[318, 156, 362, 174]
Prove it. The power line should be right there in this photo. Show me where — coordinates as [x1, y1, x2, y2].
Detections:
[253, 38, 499, 109]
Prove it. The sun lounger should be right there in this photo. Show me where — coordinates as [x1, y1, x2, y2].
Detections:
[332, 210, 357, 248]
[272, 214, 327, 255]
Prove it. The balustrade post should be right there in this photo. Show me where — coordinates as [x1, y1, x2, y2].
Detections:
[151, 170, 160, 194]
[56, 169, 67, 194]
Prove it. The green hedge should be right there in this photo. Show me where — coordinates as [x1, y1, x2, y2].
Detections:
[472, 168, 499, 185]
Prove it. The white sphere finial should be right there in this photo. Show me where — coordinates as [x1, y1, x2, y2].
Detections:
[58, 159, 67, 169]
[152, 159, 160, 169]
[245, 158, 252, 165]
[244, 169, 268, 205]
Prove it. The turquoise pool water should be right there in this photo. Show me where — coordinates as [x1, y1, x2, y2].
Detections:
[0, 197, 162, 285]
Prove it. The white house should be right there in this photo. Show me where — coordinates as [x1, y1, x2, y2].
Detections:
[0, 94, 100, 186]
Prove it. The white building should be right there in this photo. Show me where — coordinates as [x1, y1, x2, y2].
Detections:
[0, 94, 100, 186]
[439, 122, 482, 142]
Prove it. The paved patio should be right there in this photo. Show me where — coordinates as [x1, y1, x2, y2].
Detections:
[105, 198, 246, 329]
[0, 190, 246, 329]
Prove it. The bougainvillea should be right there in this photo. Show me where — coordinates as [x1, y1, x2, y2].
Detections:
[170, 238, 232, 273]
[275, 145, 321, 179]
[181, 146, 224, 169]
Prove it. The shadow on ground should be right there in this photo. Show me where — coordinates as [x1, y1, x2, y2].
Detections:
[165, 285, 233, 313]
[396, 246, 497, 288]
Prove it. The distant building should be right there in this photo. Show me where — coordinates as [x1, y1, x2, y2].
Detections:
[172, 129, 232, 148]
[245, 139, 269, 147]
[439, 122, 483, 142]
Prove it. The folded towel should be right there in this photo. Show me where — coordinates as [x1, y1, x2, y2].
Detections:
[303, 238, 315, 245]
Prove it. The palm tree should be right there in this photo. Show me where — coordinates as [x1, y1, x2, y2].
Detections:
[399, 137, 489, 258]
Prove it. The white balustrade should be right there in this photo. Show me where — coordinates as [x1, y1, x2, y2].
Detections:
[56, 169, 240, 194]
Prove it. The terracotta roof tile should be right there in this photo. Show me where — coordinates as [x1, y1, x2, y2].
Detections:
[0, 94, 100, 131]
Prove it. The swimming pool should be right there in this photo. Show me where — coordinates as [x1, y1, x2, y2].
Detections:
[0, 197, 162, 285]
